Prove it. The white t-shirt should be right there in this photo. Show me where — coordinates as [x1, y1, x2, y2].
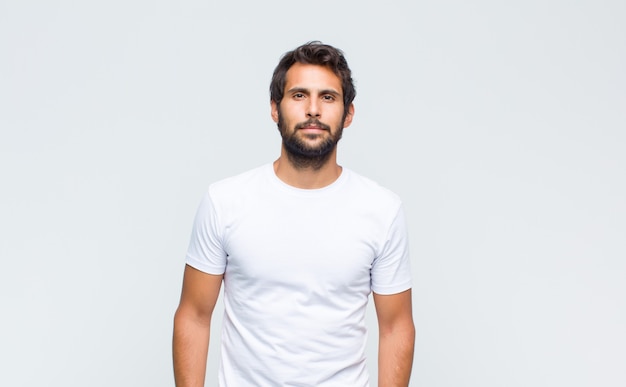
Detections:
[186, 163, 412, 386]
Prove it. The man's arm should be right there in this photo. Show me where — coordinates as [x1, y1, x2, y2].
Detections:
[373, 289, 416, 387]
[173, 264, 223, 387]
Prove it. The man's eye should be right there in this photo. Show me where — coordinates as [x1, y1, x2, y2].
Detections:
[293, 93, 305, 99]
[322, 95, 335, 101]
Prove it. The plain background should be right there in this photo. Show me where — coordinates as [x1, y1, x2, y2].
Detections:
[1, 1, 624, 386]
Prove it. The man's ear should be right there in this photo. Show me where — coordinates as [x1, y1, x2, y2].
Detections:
[343, 103, 355, 128]
[271, 101, 279, 123]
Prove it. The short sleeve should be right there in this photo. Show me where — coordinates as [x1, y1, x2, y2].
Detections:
[371, 205, 412, 295]
[185, 191, 227, 274]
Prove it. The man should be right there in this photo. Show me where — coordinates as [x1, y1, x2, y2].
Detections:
[173, 41, 415, 386]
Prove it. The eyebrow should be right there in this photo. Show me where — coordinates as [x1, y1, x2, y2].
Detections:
[287, 87, 342, 97]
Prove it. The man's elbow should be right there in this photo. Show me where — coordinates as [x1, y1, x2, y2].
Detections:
[379, 315, 415, 339]
[174, 304, 213, 329]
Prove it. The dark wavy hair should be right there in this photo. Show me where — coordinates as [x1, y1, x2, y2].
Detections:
[270, 41, 356, 117]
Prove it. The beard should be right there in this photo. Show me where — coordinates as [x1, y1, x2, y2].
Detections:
[277, 110, 344, 170]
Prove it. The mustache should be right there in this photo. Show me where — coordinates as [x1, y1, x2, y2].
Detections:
[295, 119, 331, 131]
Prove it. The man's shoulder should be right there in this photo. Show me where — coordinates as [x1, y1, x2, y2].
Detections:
[210, 164, 269, 188]
[344, 168, 403, 205]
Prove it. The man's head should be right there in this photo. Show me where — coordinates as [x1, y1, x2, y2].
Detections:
[270, 42, 356, 169]
[270, 41, 356, 121]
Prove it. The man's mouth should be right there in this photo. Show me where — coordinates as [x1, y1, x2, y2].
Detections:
[296, 120, 330, 131]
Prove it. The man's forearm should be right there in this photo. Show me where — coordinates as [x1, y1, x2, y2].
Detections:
[172, 311, 211, 387]
[378, 321, 416, 387]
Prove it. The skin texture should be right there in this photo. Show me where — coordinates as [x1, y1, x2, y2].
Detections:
[173, 62, 415, 386]
[173, 266, 222, 387]
[374, 289, 416, 386]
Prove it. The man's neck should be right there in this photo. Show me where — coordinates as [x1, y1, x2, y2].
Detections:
[273, 154, 342, 189]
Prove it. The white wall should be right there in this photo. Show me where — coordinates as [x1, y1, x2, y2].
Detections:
[1, 1, 624, 386]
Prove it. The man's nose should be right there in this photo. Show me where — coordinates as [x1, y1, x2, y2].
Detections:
[306, 99, 321, 118]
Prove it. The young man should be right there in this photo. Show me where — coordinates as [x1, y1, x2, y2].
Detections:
[173, 41, 415, 386]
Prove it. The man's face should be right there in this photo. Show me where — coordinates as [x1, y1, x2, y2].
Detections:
[271, 63, 354, 165]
